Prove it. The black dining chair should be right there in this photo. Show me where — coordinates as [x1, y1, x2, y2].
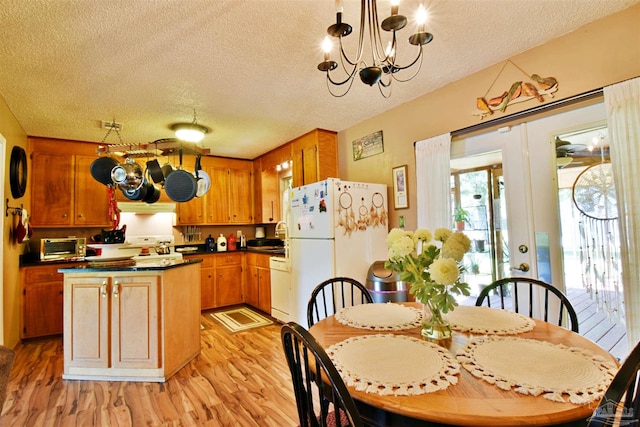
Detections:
[588, 341, 640, 427]
[281, 322, 364, 427]
[475, 276, 579, 333]
[307, 277, 373, 328]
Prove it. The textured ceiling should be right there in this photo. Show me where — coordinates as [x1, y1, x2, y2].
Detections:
[0, 0, 636, 159]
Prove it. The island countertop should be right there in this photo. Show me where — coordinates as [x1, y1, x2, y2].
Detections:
[58, 258, 203, 273]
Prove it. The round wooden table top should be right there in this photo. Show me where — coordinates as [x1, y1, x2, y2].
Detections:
[309, 302, 618, 427]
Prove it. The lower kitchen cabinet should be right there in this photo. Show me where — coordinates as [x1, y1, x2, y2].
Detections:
[215, 253, 244, 307]
[184, 252, 243, 309]
[62, 262, 201, 382]
[20, 263, 82, 339]
[245, 253, 271, 314]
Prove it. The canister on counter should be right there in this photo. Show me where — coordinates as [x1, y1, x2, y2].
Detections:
[217, 234, 227, 252]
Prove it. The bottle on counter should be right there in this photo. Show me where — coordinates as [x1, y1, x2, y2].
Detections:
[227, 233, 237, 251]
[205, 234, 215, 252]
[217, 234, 227, 252]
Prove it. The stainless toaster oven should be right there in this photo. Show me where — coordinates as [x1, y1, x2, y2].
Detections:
[40, 237, 87, 261]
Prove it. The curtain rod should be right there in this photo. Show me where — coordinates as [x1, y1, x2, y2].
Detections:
[413, 87, 604, 145]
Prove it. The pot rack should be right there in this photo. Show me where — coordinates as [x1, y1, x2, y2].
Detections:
[98, 138, 210, 158]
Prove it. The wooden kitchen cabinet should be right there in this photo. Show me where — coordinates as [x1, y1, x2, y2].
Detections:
[29, 138, 111, 227]
[253, 167, 280, 224]
[215, 253, 244, 307]
[20, 264, 78, 339]
[175, 156, 253, 225]
[64, 275, 160, 370]
[245, 252, 271, 314]
[184, 252, 243, 309]
[62, 263, 201, 382]
[291, 129, 338, 187]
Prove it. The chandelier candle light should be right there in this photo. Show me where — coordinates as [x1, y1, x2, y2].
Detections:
[385, 228, 471, 340]
[318, 0, 432, 97]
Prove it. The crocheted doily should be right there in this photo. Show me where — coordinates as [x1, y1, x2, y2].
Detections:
[457, 336, 617, 404]
[327, 334, 460, 396]
[445, 306, 536, 335]
[335, 303, 423, 331]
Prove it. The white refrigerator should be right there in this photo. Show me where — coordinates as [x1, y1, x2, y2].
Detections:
[288, 178, 388, 327]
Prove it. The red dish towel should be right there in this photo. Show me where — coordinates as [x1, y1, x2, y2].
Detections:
[15, 209, 32, 244]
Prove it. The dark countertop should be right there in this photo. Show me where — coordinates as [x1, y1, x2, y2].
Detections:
[58, 258, 203, 273]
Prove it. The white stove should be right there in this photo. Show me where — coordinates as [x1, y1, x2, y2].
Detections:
[125, 235, 184, 264]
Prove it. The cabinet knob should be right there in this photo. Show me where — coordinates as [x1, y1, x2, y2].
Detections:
[62, 213, 68, 218]
[113, 281, 120, 298]
[77, 213, 83, 218]
[100, 282, 108, 298]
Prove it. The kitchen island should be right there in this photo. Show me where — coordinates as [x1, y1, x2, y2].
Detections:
[59, 259, 202, 382]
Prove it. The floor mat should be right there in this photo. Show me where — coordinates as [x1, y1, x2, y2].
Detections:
[211, 307, 273, 333]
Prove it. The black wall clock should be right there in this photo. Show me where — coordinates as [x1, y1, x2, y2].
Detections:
[9, 146, 27, 199]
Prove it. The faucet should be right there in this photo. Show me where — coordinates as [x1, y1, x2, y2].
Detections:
[275, 221, 289, 260]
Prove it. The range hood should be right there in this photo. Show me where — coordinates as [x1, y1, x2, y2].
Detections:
[117, 202, 176, 214]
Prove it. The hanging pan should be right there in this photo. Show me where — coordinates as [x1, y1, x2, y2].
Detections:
[146, 141, 165, 184]
[193, 154, 211, 198]
[90, 155, 119, 186]
[163, 148, 197, 202]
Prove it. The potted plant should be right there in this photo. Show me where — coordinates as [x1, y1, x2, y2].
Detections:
[454, 206, 470, 231]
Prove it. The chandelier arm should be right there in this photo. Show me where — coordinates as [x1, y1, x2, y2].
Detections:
[326, 74, 357, 97]
[326, 64, 360, 87]
[387, 45, 424, 73]
[370, 0, 391, 63]
[377, 82, 392, 98]
[390, 50, 424, 82]
[338, 36, 361, 67]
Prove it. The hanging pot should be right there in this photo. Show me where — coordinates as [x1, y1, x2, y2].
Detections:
[112, 157, 144, 190]
[143, 182, 161, 203]
[146, 159, 165, 184]
[91, 156, 119, 186]
[164, 149, 197, 202]
[121, 178, 150, 201]
[193, 155, 211, 198]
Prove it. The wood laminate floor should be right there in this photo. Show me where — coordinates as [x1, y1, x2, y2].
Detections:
[1, 288, 629, 426]
[0, 309, 298, 427]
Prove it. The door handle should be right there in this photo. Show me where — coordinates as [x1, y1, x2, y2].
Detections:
[113, 281, 120, 298]
[511, 263, 530, 272]
[101, 281, 108, 298]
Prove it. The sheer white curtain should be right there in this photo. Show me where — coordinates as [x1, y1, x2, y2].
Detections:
[415, 133, 451, 230]
[604, 77, 640, 347]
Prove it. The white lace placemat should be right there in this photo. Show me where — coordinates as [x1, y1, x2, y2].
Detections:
[335, 303, 423, 331]
[327, 334, 460, 396]
[445, 306, 536, 335]
[457, 336, 617, 404]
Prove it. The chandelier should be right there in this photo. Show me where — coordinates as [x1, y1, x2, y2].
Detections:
[317, 0, 432, 98]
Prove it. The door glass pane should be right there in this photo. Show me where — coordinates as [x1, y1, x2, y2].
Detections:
[451, 164, 509, 300]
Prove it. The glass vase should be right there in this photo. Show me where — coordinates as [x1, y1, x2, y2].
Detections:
[421, 300, 452, 341]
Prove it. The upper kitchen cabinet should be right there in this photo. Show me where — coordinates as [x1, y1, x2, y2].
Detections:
[291, 129, 338, 187]
[29, 138, 112, 227]
[253, 143, 291, 224]
[175, 156, 253, 225]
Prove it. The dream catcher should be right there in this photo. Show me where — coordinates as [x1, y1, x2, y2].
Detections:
[369, 192, 387, 227]
[572, 161, 623, 323]
[337, 191, 355, 236]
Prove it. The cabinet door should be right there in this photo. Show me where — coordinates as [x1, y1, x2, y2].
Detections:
[259, 169, 280, 223]
[201, 267, 216, 310]
[22, 281, 63, 338]
[216, 265, 243, 307]
[301, 144, 318, 186]
[207, 167, 230, 223]
[31, 152, 73, 226]
[245, 265, 260, 308]
[64, 277, 109, 368]
[74, 155, 111, 226]
[111, 276, 160, 369]
[257, 267, 272, 314]
[229, 169, 253, 223]
[176, 197, 205, 225]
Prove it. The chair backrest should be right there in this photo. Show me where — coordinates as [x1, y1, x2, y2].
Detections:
[475, 276, 579, 333]
[307, 277, 373, 328]
[281, 322, 363, 427]
[0, 345, 16, 412]
[588, 341, 640, 427]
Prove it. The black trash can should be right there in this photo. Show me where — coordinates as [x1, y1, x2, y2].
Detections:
[366, 261, 408, 303]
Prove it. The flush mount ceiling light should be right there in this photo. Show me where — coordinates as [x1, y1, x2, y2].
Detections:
[170, 110, 210, 143]
[317, 0, 433, 98]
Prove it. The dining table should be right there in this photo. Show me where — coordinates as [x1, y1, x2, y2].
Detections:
[308, 302, 619, 427]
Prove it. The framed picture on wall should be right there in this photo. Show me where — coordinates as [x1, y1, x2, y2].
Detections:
[392, 165, 409, 209]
